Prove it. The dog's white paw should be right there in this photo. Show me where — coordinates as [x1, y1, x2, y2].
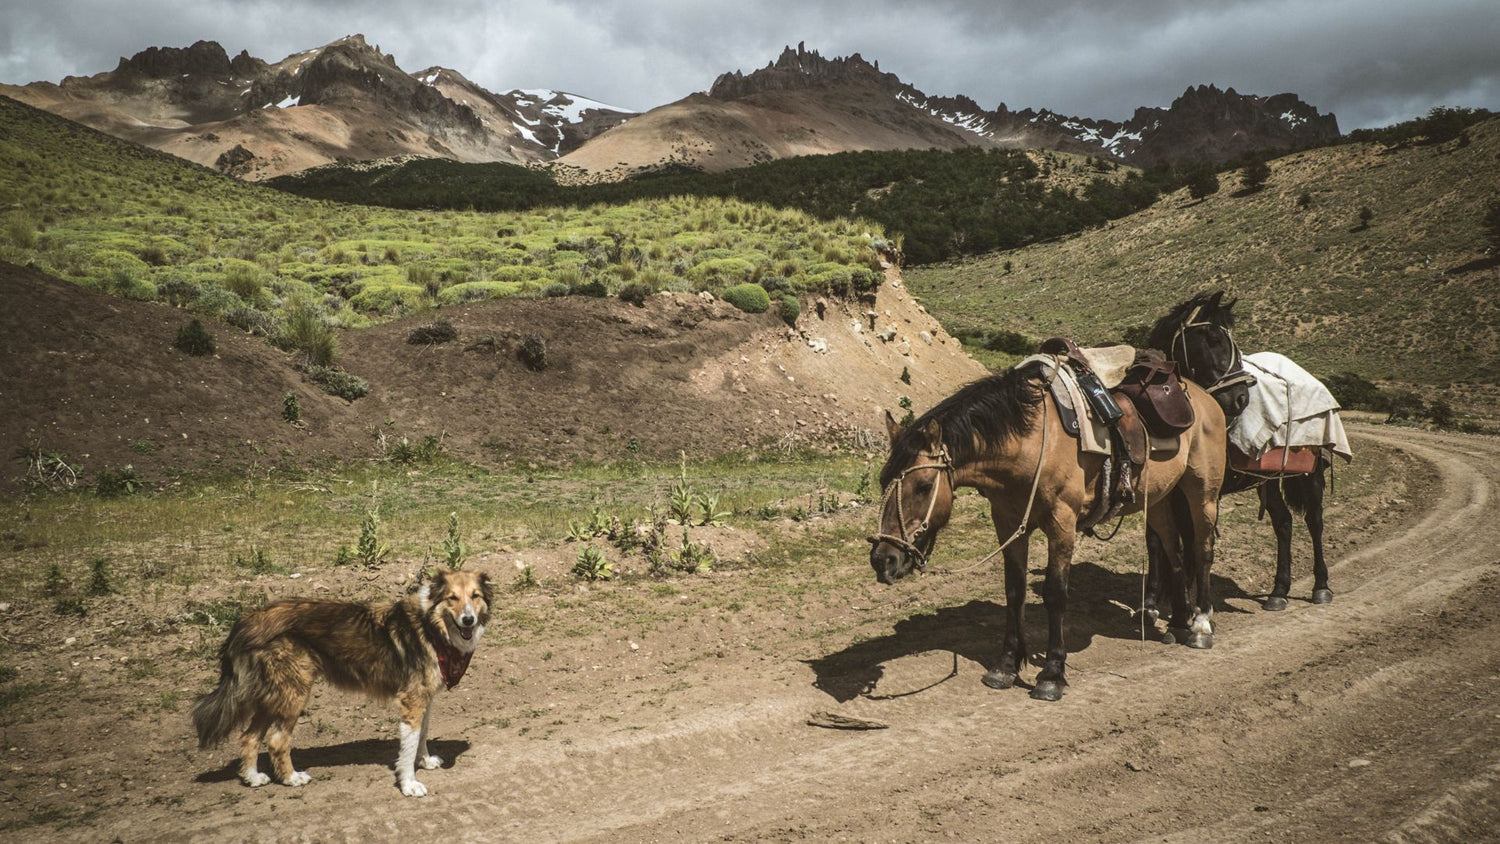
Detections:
[285, 771, 311, 787]
[419, 754, 443, 770]
[400, 778, 429, 798]
[243, 771, 272, 788]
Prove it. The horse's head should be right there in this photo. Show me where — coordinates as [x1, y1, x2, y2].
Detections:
[1163, 291, 1255, 421]
[870, 411, 957, 584]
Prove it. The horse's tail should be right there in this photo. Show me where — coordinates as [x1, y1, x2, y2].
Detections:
[1277, 462, 1328, 516]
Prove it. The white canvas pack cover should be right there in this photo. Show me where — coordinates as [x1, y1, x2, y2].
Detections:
[1232, 351, 1353, 461]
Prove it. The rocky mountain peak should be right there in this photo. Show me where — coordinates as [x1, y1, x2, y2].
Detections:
[709, 43, 903, 100]
[112, 40, 234, 80]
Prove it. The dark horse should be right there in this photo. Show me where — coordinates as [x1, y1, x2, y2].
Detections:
[869, 359, 1227, 701]
[1146, 291, 1335, 614]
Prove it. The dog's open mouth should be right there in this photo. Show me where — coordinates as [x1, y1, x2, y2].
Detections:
[457, 625, 474, 641]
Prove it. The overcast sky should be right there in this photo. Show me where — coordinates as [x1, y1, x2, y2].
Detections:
[2, 0, 1495, 130]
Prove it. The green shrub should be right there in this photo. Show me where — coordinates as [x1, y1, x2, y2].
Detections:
[778, 294, 800, 325]
[541, 281, 570, 298]
[221, 260, 267, 303]
[688, 257, 758, 286]
[174, 319, 216, 356]
[721, 283, 770, 314]
[3, 213, 36, 249]
[349, 282, 425, 315]
[282, 392, 301, 423]
[158, 276, 200, 308]
[436, 281, 523, 306]
[277, 300, 338, 366]
[571, 545, 613, 581]
[618, 281, 653, 307]
[301, 364, 369, 401]
[95, 465, 142, 497]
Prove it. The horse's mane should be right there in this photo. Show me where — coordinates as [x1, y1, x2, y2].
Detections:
[881, 364, 1045, 487]
[1146, 291, 1237, 352]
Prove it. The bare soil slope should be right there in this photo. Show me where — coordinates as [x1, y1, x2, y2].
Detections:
[0, 262, 983, 489]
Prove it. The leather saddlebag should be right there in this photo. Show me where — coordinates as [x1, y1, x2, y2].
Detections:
[1231, 445, 1319, 474]
[1115, 350, 1195, 437]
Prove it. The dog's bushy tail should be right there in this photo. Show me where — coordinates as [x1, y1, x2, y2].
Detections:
[191, 629, 254, 749]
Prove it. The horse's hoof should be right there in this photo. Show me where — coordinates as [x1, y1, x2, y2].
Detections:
[1264, 596, 1289, 612]
[1186, 631, 1214, 650]
[1134, 607, 1161, 624]
[1159, 629, 1179, 645]
[1029, 680, 1066, 701]
[1312, 588, 1334, 605]
[1162, 627, 1190, 645]
[982, 670, 1018, 690]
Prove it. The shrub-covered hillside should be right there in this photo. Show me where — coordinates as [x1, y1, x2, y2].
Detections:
[0, 96, 887, 339]
[271, 147, 1170, 265]
[907, 116, 1500, 397]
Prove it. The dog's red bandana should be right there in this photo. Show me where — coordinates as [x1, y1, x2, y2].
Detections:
[434, 641, 473, 689]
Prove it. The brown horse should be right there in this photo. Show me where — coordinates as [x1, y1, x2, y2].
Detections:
[869, 358, 1227, 701]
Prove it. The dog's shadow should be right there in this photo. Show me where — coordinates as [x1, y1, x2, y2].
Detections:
[195, 738, 471, 783]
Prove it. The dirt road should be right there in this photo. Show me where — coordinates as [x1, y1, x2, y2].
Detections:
[22, 424, 1500, 842]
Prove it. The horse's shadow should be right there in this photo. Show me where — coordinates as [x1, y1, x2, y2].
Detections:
[806, 561, 1254, 703]
[194, 738, 471, 783]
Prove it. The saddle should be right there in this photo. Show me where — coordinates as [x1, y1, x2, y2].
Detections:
[1032, 339, 1196, 533]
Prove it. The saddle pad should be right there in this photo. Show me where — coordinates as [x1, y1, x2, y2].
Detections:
[1019, 355, 1110, 455]
[1077, 344, 1136, 389]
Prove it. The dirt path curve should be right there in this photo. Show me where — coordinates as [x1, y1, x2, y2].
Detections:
[148, 426, 1500, 842]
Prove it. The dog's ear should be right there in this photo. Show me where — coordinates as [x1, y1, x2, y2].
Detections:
[425, 569, 450, 604]
[478, 572, 494, 609]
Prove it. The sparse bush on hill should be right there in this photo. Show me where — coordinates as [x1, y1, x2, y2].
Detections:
[1187, 170, 1221, 201]
[1346, 106, 1496, 149]
[1241, 161, 1271, 192]
[173, 319, 216, 356]
[300, 363, 369, 401]
[721, 283, 771, 314]
[1324, 371, 1383, 410]
[1483, 199, 1500, 254]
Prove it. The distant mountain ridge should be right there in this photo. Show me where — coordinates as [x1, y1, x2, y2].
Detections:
[702, 44, 1338, 168]
[3, 37, 1339, 180]
[0, 35, 634, 179]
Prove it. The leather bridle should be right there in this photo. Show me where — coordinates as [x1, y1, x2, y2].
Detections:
[1171, 305, 1256, 399]
[868, 442, 955, 571]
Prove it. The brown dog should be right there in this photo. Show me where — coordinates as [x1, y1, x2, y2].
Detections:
[192, 569, 492, 797]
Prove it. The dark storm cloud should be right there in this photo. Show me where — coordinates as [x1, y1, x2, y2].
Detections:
[1, 0, 1495, 129]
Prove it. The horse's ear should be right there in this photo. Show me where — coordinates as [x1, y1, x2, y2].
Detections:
[884, 409, 903, 443]
[918, 418, 942, 449]
[1208, 290, 1224, 308]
